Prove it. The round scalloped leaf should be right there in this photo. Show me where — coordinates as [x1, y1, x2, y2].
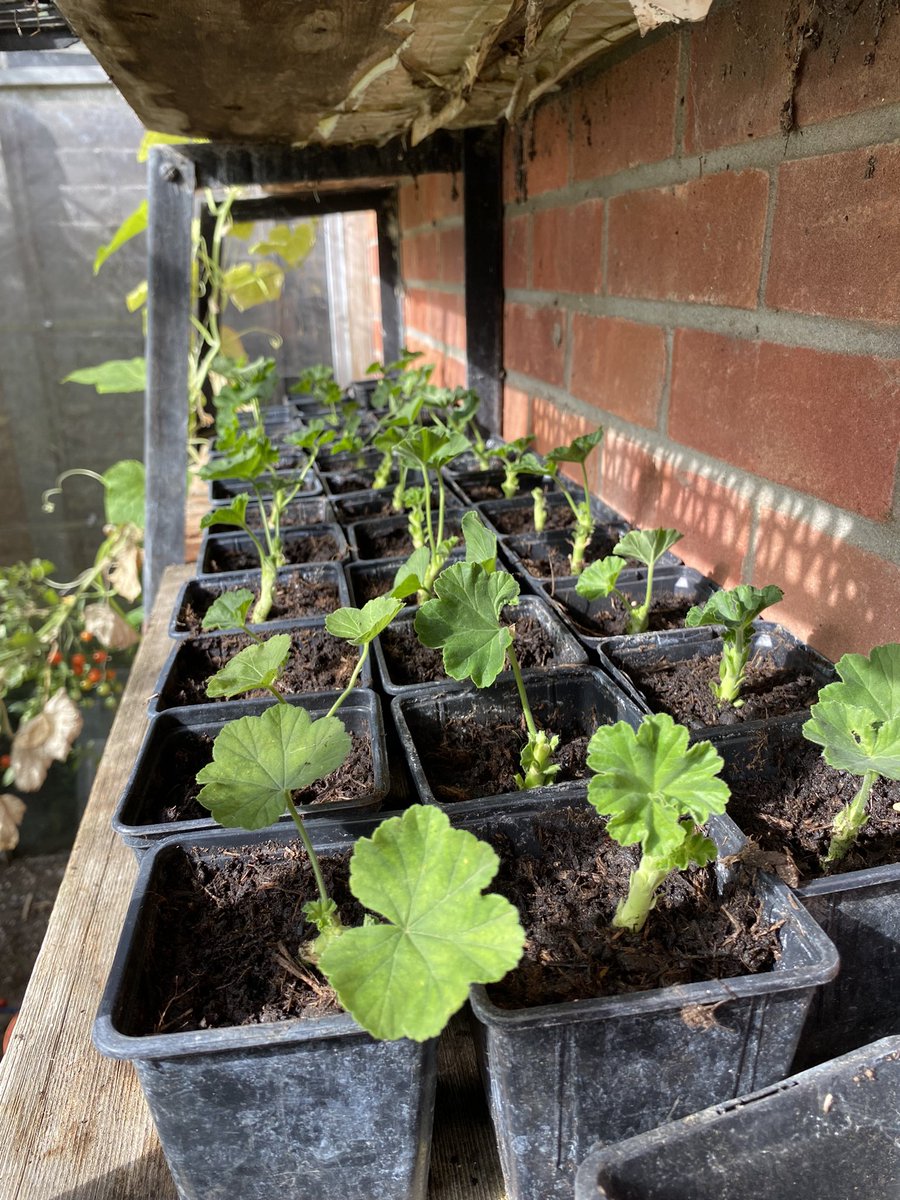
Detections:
[462, 511, 497, 571]
[201, 588, 255, 632]
[613, 528, 683, 568]
[102, 460, 146, 529]
[200, 494, 250, 531]
[205, 634, 291, 699]
[545, 428, 604, 465]
[325, 596, 403, 646]
[576, 556, 625, 601]
[318, 805, 525, 1041]
[196, 705, 351, 829]
[803, 644, 900, 780]
[685, 584, 783, 632]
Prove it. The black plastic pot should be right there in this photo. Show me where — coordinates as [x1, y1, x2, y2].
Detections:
[391, 665, 643, 808]
[237, 403, 303, 432]
[113, 691, 389, 858]
[574, 1035, 900, 1200]
[597, 622, 835, 741]
[209, 467, 323, 502]
[502, 526, 684, 596]
[445, 467, 560, 505]
[348, 510, 466, 562]
[344, 551, 466, 611]
[475, 491, 623, 540]
[198, 523, 349, 575]
[716, 720, 900, 1069]
[94, 819, 436, 1200]
[547, 565, 719, 657]
[206, 494, 335, 532]
[170, 563, 350, 639]
[372, 596, 588, 697]
[149, 622, 372, 716]
[459, 794, 839, 1200]
[332, 487, 403, 528]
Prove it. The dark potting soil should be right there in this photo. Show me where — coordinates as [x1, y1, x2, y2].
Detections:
[517, 527, 624, 582]
[355, 517, 464, 561]
[380, 610, 569, 688]
[176, 574, 341, 635]
[133, 842, 360, 1034]
[415, 703, 597, 804]
[727, 736, 900, 883]
[564, 591, 695, 639]
[485, 808, 779, 1009]
[334, 497, 397, 523]
[490, 505, 574, 536]
[159, 628, 358, 707]
[205, 532, 344, 572]
[354, 570, 418, 608]
[618, 650, 821, 730]
[322, 470, 384, 494]
[142, 731, 374, 825]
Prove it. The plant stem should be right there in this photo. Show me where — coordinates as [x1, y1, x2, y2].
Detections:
[823, 770, 877, 866]
[324, 645, 369, 720]
[716, 627, 748, 706]
[507, 643, 538, 740]
[284, 790, 330, 906]
[613, 855, 669, 933]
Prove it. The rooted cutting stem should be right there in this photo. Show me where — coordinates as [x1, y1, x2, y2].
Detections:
[614, 855, 669, 933]
[823, 770, 877, 866]
[508, 643, 559, 789]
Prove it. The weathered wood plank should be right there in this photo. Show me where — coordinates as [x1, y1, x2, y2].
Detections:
[0, 562, 507, 1199]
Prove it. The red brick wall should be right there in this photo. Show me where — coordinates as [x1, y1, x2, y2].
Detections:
[397, 0, 900, 659]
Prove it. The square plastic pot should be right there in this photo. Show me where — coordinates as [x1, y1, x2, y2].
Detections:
[458, 795, 839, 1200]
[205, 495, 335, 532]
[597, 622, 835, 742]
[94, 820, 436, 1200]
[170, 563, 350, 639]
[444, 467, 560, 505]
[574, 1035, 900, 1200]
[347, 510, 466, 562]
[716, 720, 900, 1068]
[198, 523, 349, 576]
[372, 595, 588, 697]
[149, 622, 372, 717]
[209, 467, 323, 502]
[113, 690, 389, 858]
[391, 665, 644, 808]
[332, 488, 403, 528]
[547, 566, 719, 657]
[501, 527, 683, 596]
[475, 492, 623, 541]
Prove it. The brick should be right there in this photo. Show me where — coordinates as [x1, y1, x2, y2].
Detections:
[669, 330, 900, 520]
[570, 316, 666, 429]
[504, 213, 530, 291]
[532, 200, 603, 295]
[503, 386, 532, 442]
[504, 93, 569, 202]
[504, 303, 566, 387]
[685, 0, 787, 153]
[402, 338, 466, 389]
[766, 144, 900, 325]
[401, 230, 440, 284]
[439, 225, 464, 285]
[608, 169, 769, 308]
[532, 397, 602, 492]
[754, 509, 900, 659]
[399, 172, 463, 228]
[600, 432, 753, 586]
[404, 289, 466, 353]
[572, 36, 678, 180]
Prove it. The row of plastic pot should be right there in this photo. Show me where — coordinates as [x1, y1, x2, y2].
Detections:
[94, 421, 900, 1200]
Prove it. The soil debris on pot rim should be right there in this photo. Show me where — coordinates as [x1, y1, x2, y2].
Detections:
[619, 650, 821, 729]
[177, 574, 341, 635]
[483, 808, 780, 1010]
[727, 735, 900, 882]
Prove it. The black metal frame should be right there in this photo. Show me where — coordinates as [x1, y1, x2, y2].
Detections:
[143, 131, 504, 608]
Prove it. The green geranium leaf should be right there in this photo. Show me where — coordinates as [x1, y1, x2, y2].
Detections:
[318, 805, 525, 1041]
[201, 588, 255, 633]
[576, 556, 625, 601]
[546, 428, 604, 466]
[102, 460, 145, 529]
[803, 644, 900, 780]
[205, 634, 291, 699]
[94, 201, 148, 274]
[614, 528, 683, 568]
[250, 221, 316, 267]
[462, 511, 497, 572]
[587, 714, 729, 860]
[200, 494, 250, 531]
[415, 561, 519, 687]
[392, 547, 430, 599]
[395, 427, 471, 471]
[64, 358, 146, 394]
[685, 584, 783, 632]
[196, 705, 351, 829]
[200, 434, 280, 483]
[325, 597, 403, 646]
[222, 261, 285, 311]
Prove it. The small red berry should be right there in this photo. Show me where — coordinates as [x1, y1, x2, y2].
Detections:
[87, 667, 103, 684]
[91, 650, 108, 664]
[48, 650, 63, 666]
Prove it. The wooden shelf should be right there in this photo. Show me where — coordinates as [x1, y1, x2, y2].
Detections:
[0, 564, 506, 1200]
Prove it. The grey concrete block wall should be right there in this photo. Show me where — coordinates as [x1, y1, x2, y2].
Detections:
[0, 70, 146, 574]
